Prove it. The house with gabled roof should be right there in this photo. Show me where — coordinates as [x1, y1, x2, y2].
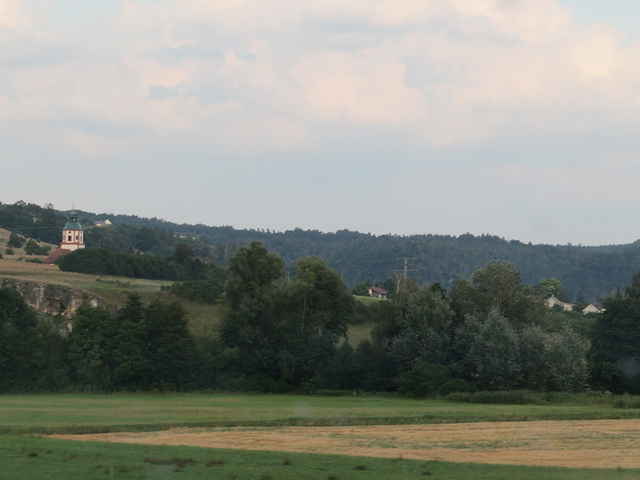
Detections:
[368, 286, 388, 299]
[546, 295, 573, 312]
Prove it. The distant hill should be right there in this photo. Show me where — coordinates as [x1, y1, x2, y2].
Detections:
[2, 201, 640, 302]
[72, 208, 640, 302]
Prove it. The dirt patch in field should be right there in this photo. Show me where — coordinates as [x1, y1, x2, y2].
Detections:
[52, 419, 640, 469]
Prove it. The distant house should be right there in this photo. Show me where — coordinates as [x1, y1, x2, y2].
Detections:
[546, 295, 573, 312]
[582, 303, 605, 314]
[368, 286, 388, 299]
[95, 219, 112, 227]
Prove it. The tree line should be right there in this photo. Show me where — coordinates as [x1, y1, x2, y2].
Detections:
[4, 200, 640, 302]
[2, 241, 640, 395]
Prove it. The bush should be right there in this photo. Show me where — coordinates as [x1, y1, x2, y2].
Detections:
[58, 247, 187, 280]
[612, 394, 640, 409]
[8, 232, 25, 248]
[24, 239, 51, 255]
[166, 278, 225, 304]
[437, 378, 472, 396]
[396, 362, 451, 398]
[444, 390, 542, 405]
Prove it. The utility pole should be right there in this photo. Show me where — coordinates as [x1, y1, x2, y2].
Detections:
[396, 257, 417, 278]
[394, 257, 417, 295]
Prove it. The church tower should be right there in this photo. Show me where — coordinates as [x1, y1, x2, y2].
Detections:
[60, 211, 85, 251]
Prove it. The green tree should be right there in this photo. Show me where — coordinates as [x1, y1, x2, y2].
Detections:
[544, 326, 588, 392]
[390, 287, 454, 370]
[37, 205, 63, 244]
[539, 278, 571, 303]
[352, 282, 370, 296]
[143, 300, 195, 390]
[274, 257, 354, 386]
[219, 246, 359, 389]
[24, 238, 50, 255]
[450, 261, 548, 329]
[590, 270, 640, 393]
[395, 360, 451, 397]
[110, 295, 147, 390]
[0, 287, 46, 392]
[68, 296, 196, 391]
[219, 242, 285, 383]
[468, 309, 521, 391]
[289, 256, 353, 338]
[67, 305, 118, 389]
[7, 232, 25, 248]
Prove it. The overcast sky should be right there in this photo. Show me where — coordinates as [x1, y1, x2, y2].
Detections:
[3, 0, 640, 246]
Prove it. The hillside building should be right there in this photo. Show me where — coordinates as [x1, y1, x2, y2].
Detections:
[369, 286, 388, 299]
[43, 211, 85, 264]
[60, 211, 85, 251]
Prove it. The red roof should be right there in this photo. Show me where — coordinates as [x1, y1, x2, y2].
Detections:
[43, 248, 72, 264]
[370, 286, 388, 295]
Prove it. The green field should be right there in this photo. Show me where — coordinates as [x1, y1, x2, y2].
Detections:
[2, 393, 640, 479]
[1, 393, 639, 435]
[3, 434, 635, 480]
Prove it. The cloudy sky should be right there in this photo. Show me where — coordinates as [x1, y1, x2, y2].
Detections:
[3, 0, 640, 246]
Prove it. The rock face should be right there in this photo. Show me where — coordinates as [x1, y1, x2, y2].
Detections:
[0, 279, 113, 331]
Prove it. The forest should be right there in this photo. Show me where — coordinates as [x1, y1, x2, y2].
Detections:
[2, 200, 639, 302]
[2, 239, 640, 395]
[2, 200, 640, 395]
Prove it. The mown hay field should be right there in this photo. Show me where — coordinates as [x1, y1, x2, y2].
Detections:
[3, 393, 640, 479]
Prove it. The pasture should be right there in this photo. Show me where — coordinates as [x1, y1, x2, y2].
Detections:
[2, 393, 640, 479]
[0, 255, 224, 329]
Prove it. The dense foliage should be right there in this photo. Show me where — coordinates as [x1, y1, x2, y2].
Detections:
[9, 241, 638, 395]
[2, 201, 640, 395]
[57, 242, 217, 282]
[3, 201, 640, 301]
[68, 295, 195, 391]
[589, 270, 640, 394]
[0, 202, 65, 244]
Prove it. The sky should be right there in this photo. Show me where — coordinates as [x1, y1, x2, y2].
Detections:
[3, 0, 640, 246]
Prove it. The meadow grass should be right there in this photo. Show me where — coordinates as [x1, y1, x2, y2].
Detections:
[2, 393, 640, 479]
[1, 393, 639, 435]
[2, 433, 640, 480]
[0, 256, 175, 306]
[354, 295, 387, 305]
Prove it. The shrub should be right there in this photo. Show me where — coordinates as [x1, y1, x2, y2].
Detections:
[396, 362, 451, 398]
[8, 232, 25, 248]
[444, 390, 542, 405]
[24, 239, 51, 255]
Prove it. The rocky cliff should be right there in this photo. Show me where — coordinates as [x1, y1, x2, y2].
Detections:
[0, 279, 113, 331]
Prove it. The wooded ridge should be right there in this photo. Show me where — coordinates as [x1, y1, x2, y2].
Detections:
[2, 201, 639, 302]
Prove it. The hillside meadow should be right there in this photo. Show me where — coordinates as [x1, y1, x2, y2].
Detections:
[0, 252, 376, 339]
[0, 254, 227, 332]
[2, 393, 640, 479]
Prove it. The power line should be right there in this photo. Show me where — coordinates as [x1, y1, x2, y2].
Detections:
[396, 257, 417, 278]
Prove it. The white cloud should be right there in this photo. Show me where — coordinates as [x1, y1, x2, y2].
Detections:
[5, 0, 640, 243]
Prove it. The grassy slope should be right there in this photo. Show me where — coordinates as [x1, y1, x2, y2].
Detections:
[0, 227, 52, 258]
[2, 394, 640, 480]
[0, 253, 224, 331]
[0, 247, 370, 339]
